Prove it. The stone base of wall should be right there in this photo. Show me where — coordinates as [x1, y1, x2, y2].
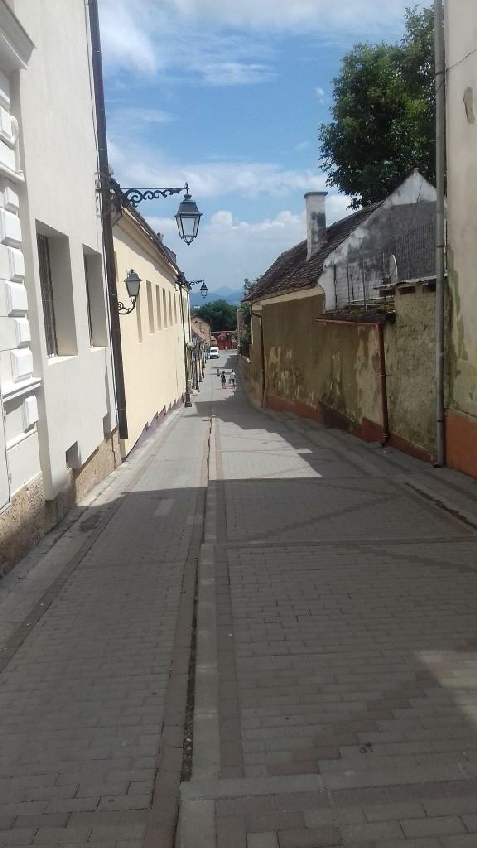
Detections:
[266, 395, 434, 463]
[0, 431, 120, 577]
[446, 409, 477, 478]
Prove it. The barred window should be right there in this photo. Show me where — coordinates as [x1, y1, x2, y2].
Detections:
[37, 234, 58, 356]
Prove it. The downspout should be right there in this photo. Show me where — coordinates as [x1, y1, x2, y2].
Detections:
[258, 314, 266, 407]
[88, 0, 128, 439]
[377, 321, 390, 446]
[434, 0, 446, 466]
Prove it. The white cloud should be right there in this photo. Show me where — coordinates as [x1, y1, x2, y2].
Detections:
[108, 140, 330, 200]
[294, 140, 310, 152]
[198, 62, 276, 86]
[169, 0, 421, 31]
[108, 107, 174, 130]
[99, 0, 422, 83]
[315, 86, 326, 103]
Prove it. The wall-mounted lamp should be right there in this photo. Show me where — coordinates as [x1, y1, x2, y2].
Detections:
[118, 269, 141, 314]
[189, 279, 209, 299]
[112, 180, 202, 246]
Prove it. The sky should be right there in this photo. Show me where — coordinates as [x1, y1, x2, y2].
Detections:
[99, 0, 425, 295]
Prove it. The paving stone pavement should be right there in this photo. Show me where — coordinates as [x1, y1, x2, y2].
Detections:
[0, 409, 210, 848]
[178, 352, 477, 848]
[4, 353, 477, 848]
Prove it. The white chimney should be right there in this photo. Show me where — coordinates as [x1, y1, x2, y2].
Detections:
[304, 191, 327, 259]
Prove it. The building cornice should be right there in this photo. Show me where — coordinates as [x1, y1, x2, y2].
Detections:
[0, 2, 34, 72]
[1, 375, 41, 403]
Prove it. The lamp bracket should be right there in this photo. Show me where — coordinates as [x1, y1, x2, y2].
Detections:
[118, 296, 137, 315]
[112, 181, 187, 209]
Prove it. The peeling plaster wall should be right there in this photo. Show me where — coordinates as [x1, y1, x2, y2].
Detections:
[386, 287, 438, 455]
[257, 286, 437, 459]
[445, 1, 477, 476]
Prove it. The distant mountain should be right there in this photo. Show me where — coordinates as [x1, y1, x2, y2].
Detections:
[190, 286, 244, 308]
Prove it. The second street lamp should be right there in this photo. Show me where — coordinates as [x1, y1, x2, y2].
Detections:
[188, 279, 208, 298]
[118, 269, 141, 315]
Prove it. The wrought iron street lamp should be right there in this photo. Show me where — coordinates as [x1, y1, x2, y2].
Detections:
[118, 269, 141, 315]
[111, 179, 202, 246]
[189, 279, 208, 298]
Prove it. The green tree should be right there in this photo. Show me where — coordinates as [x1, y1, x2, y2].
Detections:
[318, 6, 435, 209]
[193, 299, 237, 331]
[238, 279, 255, 356]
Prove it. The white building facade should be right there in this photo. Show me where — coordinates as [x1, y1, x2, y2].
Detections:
[0, 0, 117, 571]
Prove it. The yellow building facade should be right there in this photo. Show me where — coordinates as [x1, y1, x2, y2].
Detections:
[114, 207, 189, 457]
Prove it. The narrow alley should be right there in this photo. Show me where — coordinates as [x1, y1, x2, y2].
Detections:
[2, 354, 477, 848]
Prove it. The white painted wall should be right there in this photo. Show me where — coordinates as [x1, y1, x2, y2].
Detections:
[10, 0, 115, 499]
[0, 1, 39, 510]
[445, 1, 477, 421]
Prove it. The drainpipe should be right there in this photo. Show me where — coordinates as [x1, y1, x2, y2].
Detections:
[377, 321, 390, 446]
[258, 313, 266, 406]
[434, 0, 446, 466]
[88, 0, 128, 439]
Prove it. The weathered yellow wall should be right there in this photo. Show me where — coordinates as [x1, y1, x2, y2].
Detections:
[114, 214, 186, 456]
[386, 287, 437, 455]
[264, 300, 381, 430]
[250, 285, 437, 458]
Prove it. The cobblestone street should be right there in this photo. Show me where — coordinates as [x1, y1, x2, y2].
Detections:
[3, 353, 477, 848]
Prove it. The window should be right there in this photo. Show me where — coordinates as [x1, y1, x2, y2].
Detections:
[136, 293, 143, 342]
[84, 256, 93, 344]
[156, 286, 162, 329]
[37, 226, 77, 356]
[162, 289, 168, 327]
[173, 293, 178, 324]
[83, 250, 107, 347]
[37, 234, 58, 356]
[168, 291, 172, 326]
[146, 281, 154, 333]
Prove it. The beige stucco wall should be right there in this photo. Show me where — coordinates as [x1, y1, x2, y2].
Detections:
[114, 212, 187, 457]
[445, 2, 477, 424]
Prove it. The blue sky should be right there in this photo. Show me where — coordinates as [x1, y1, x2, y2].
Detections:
[99, 0, 425, 294]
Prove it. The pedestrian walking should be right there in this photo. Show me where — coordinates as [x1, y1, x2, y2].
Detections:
[221, 371, 227, 389]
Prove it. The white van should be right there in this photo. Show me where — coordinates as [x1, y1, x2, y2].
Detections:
[210, 346, 219, 359]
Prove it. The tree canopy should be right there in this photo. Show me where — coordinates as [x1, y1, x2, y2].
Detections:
[318, 6, 435, 209]
[193, 299, 237, 331]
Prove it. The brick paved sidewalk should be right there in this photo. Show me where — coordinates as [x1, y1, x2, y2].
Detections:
[0, 409, 210, 848]
[179, 354, 477, 848]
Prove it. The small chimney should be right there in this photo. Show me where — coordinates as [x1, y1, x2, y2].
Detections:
[304, 191, 327, 259]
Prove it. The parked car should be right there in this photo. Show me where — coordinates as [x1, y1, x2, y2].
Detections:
[209, 346, 219, 358]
